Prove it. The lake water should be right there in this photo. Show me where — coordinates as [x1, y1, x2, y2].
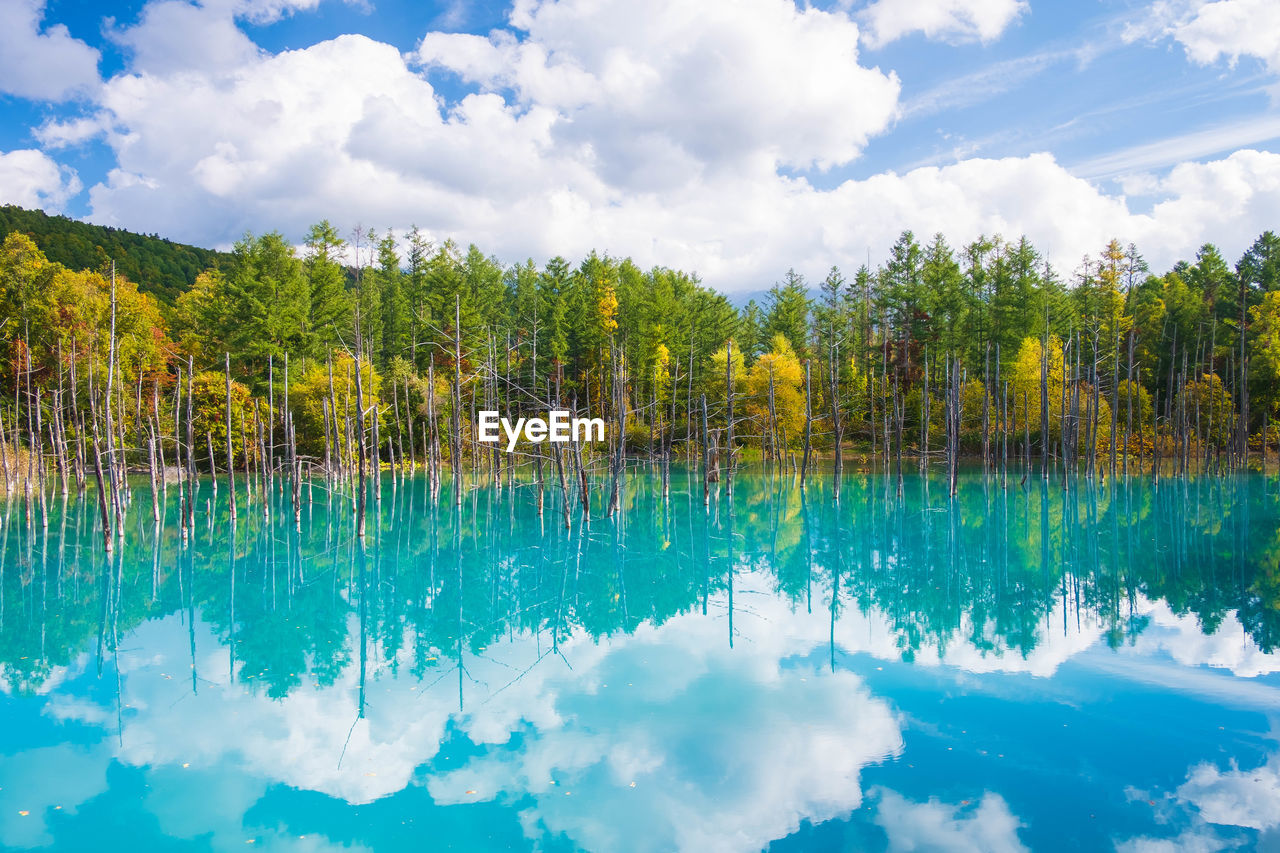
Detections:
[1, 466, 1278, 852]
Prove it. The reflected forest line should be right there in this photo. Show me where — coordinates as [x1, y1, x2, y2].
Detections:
[3, 464, 1277, 702]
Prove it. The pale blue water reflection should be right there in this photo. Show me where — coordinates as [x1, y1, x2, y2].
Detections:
[0, 466, 1278, 851]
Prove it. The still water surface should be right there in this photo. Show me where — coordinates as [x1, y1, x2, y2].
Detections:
[1, 466, 1278, 851]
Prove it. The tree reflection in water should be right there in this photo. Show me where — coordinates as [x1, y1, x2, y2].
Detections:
[0, 465, 1277, 851]
[1, 465, 1277, 697]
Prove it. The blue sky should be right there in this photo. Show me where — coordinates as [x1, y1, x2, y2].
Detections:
[1, 0, 1279, 290]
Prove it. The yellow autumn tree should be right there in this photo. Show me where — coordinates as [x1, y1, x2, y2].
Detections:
[650, 342, 673, 407]
[1251, 291, 1280, 425]
[0, 233, 172, 390]
[705, 340, 747, 426]
[189, 371, 254, 463]
[290, 353, 382, 462]
[172, 270, 227, 364]
[586, 281, 620, 407]
[1178, 373, 1235, 448]
[746, 334, 805, 451]
[1097, 240, 1129, 336]
[597, 284, 619, 338]
[1010, 335, 1065, 444]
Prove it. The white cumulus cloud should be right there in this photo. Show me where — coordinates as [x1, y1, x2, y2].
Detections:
[0, 0, 101, 101]
[7, 0, 1280, 289]
[859, 0, 1028, 48]
[105, 0, 367, 76]
[1126, 0, 1280, 73]
[1128, 597, 1280, 678]
[1117, 748, 1280, 849]
[108, 0, 265, 76]
[39, 578, 905, 853]
[1178, 756, 1280, 832]
[874, 788, 1029, 853]
[417, 0, 902, 173]
[0, 148, 83, 212]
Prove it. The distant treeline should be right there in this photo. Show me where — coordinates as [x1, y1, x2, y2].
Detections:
[0, 204, 230, 303]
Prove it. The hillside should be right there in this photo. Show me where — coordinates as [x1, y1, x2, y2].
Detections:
[0, 205, 228, 304]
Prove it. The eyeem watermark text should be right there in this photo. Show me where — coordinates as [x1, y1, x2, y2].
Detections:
[478, 410, 606, 452]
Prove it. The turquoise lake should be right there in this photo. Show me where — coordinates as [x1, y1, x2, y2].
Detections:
[1, 466, 1278, 851]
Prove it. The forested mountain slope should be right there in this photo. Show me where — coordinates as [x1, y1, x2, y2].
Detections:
[0, 205, 229, 304]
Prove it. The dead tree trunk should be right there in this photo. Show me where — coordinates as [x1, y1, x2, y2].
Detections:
[801, 358, 812, 488]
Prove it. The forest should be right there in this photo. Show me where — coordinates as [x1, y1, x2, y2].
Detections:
[0, 204, 229, 304]
[1, 215, 1279, 540]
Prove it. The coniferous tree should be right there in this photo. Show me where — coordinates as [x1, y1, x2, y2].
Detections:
[925, 234, 965, 359]
[405, 225, 432, 371]
[303, 221, 352, 359]
[377, 229, 407, 369]
[225, 231, 308, 379]
[539, 256, 572, 389]
[737, 300, 766, 361]
[763, 269, 810, 357]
